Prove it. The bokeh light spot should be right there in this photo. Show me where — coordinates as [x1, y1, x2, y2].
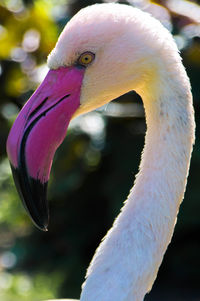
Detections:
[22, 29, 41, 53]
[0, 251, 17, 269]
[1, 103, 19, 120]
[16, 274, 32, 295]
[0, 272, 13, 289]
[11, 47, 27, 62]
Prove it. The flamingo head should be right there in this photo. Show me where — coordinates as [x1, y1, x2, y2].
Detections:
[6, 3, 172, 230]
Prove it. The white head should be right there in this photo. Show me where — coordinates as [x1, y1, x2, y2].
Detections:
[7, 2, 186, 231]
[48, 3, 181, 116]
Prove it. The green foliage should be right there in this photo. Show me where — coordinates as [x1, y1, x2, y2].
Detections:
[0, 271, 60, 301]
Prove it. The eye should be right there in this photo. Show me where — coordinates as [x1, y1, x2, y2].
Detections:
[78, 52, 95, 66]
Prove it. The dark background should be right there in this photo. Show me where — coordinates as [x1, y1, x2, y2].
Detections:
[0, 0, 199, 300]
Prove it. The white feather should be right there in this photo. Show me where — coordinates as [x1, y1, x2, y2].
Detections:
[47, 3, 195, 301]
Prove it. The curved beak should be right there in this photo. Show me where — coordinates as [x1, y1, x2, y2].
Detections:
[7, 66, 85, 231]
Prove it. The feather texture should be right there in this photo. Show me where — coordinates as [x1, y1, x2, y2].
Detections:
[46, 3, 195, 301]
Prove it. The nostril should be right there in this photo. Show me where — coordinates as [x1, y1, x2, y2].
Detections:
[27, 94, 70, 123]
[59, 94, 71, 102]
[27, 97, 49, 122]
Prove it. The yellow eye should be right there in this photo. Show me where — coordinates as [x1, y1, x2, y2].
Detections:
[78, 52, 95, 66]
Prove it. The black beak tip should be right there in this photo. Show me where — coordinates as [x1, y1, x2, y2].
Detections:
[10, 164, 49, 232]
[34, 220, 49, 232]
[30, 209, 49, 232]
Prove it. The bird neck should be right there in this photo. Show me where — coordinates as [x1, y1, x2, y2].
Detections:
[80, 67, 195, 301]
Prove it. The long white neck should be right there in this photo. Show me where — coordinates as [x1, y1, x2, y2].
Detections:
[80, 62, 195, 301]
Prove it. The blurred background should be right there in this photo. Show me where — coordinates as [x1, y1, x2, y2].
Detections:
[0, 0, 200, 300]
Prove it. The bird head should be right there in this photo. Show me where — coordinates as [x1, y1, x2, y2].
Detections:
[6, 3, 174, 230]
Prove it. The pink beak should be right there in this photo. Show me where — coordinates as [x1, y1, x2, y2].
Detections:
[7, 66, 85, 231]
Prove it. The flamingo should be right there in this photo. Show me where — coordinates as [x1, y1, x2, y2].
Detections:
[6, 3, 195, 301]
